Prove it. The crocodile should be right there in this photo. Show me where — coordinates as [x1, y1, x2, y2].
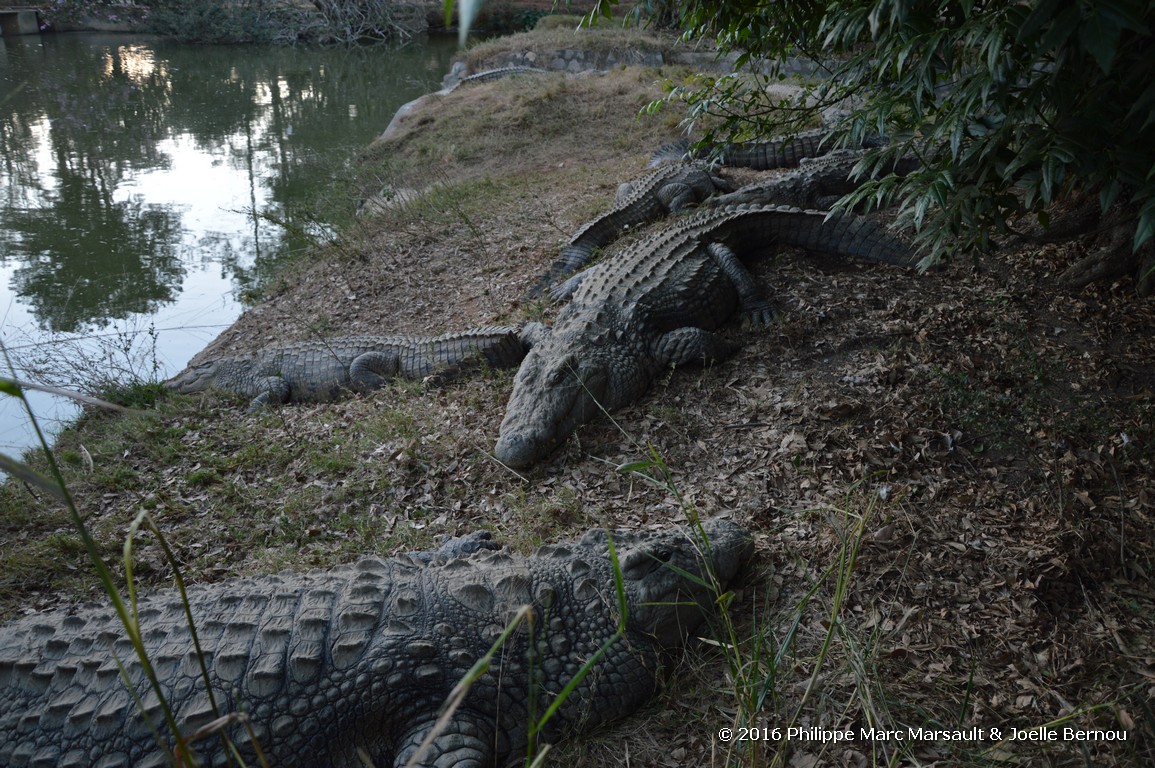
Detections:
[495, 204, 916, 468]
[166, 326, 528, 410]
[528, 162, 732, 297]
[649, 129, 887, 170]
[0, 519, 753, 768]
[440, 64, 550, 93]
[703, 150, 923, 211]
[379, 66, 549, 143]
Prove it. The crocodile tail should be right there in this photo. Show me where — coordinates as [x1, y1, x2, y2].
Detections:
[422, 326, 528, 383]
[806, 212, 918, 267]
[474, 326, 531, 369]
[527, 243, 596, 298]
[725, 205, 918, 267]
[708, 132, 830, 170]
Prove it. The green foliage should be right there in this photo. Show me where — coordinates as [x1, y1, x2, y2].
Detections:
[145, 0, 279, 44]
[478, 2, 553, 33]
[96, 380, 168, 410]
[604, 0, 1155, 266]
[43, 0, 147, 28]
[148, 0, 425, 45]
[613, 0, 682, 29]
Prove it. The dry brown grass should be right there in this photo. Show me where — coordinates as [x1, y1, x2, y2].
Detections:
[2, 24, 1153, 768]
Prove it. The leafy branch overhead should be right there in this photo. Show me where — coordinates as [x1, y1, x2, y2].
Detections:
[589, 0, 1155, 291]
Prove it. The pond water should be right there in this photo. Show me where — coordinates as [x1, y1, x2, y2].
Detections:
[0, 32, 457, 459]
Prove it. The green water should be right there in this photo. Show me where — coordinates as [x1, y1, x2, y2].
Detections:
[0, 32, 458, 455]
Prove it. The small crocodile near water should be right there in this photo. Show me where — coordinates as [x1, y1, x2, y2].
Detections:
[0, 519, 753, 768]
[166, 326, 528, 410]
[495, 204, 917, 468]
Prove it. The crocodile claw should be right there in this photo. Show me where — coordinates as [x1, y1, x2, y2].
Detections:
[745, 300, 780, 328]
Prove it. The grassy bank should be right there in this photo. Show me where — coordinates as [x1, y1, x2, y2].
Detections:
[3, 20, 1153, 767]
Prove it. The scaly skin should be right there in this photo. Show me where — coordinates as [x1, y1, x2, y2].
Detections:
[648, 129, 833, 170]
[704, 151, 924, 210]
[441, 65, 550, 94]
[495, 204, 916, 468]
[166, 326, 528, 410]
[529, 163, 731, 297]
[0, 521, 753, 768]
[649, 129, 889, 171]
[705, 129, 833, 170]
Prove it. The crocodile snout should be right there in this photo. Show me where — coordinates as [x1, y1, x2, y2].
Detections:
[494, 431, 554, 469]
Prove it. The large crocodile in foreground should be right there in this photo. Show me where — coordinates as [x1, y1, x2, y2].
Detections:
[166, 326, 528, 410]
[495, 204, 917, 468]
[0, 520, 753, 767]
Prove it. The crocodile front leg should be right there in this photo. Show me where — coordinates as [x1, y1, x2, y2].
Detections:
[655, 180, 721, 212]
[394, 718, 497, 768]
[348, 350, 403, 391]
[652, 327, 741, 367]
[519, 321, 551, 348]
[247, 375, 292, 410]
[706, 242, 778, 326]
[548, 268, 590, 302]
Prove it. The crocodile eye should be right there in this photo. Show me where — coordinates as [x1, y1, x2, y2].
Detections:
[621, 547, 675, 579]
[547, 359, 576, 387]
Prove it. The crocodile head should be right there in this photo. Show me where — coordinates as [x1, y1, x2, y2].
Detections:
[494, 340, 613, 467]
[567, 518, 755, 647]
[496, 318, 660, 468]
[165, 358, 227, 393]
[166, 356, 260, 395]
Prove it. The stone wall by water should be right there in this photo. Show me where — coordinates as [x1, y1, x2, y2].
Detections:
[499, 45, 664, 72]
[486, 46, 821, 78]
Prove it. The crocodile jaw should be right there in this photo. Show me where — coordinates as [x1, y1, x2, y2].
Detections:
[495, 345, 610, 468]
[578, 519, 755, 647]
[165, 360, 224, 393]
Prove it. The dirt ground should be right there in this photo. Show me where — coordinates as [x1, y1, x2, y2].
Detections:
[3, 23, 1153, 768]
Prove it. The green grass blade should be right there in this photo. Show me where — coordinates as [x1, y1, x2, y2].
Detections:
[0, 450, 67, 499]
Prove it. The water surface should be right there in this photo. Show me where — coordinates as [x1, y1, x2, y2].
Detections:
[0, 33, 456, 457]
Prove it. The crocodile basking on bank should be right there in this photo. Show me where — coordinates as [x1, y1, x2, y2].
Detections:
[440, 63, 550, 94]
[0, 520, 752, 768]
[703, 150, 923, 211]
[529, 163, 732, 297]
[166, 326, 528, 410]
[495, 204, 917, 468]
[379, 66, 549, 143]
[649, 128, 886, 170]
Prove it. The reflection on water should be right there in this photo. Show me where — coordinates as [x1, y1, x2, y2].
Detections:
[0, 33, 457, 456]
